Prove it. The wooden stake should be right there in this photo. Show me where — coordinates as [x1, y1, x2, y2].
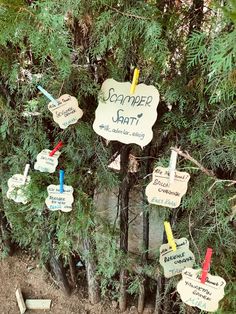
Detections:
[15, 288, 26, 314]
[25, 299, 52, 310]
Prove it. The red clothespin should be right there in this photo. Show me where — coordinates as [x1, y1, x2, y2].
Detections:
[49, 141, 63, 157]
[200, 248, 213, 284]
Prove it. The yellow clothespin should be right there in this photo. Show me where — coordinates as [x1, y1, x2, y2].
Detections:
[164, 221, 177, 251]
[130, 68, 140, 94]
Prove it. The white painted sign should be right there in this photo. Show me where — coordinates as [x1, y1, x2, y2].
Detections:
[177, 268, 226, 312]
[48, 94, 83, 129]
[145, 166, 190, 208]
[93, 79, 160, 146]
[7, 174, 30, 204]
[34, 149, 60, 173]
[159, 238, 195, 278]
[45, 184, 74, 212]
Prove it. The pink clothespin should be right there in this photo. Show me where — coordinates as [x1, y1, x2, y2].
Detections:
[200, 248, 213, 284]
[49, 141, 63, 157]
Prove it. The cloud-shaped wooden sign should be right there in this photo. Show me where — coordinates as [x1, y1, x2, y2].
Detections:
[177, 268, 226, 312]
[145, 166, 190, 208]
[93, 79, 160, 147]
[34, 149, 60, 173]
[45, 184, 74, 212]
[159, 238, 195, 278]
[48, 94, 83, 129]
[7, 174, 30, 204]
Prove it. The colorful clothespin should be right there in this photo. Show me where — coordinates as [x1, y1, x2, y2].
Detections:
[130, 68, 140, 94]
[49, 141, 63, 157]
[37, 85, 58, 106]
[169, 149, 178, 184]
[200, 248, 213, 284]
[23, 164, 30, 184]
[164, 221, 177, 251]
[59, 170, 64, 193]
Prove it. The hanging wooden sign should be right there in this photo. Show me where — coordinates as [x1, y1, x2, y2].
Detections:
[34, 149, 60, 173]
[93, 79, 160, 147]
[177, 268, 226, 312]
[145, 166, 190, 208]
[7, 174, 30, 204]
[45, 184, 74, 212]
[48, 94, 83, 129]
[159, 238, 195, 278]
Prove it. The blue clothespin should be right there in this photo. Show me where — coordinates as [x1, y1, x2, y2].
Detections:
[59, 170, 64, 193]
[37, 85, 58, 106]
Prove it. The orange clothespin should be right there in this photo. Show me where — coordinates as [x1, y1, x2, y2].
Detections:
[49, 141, 63, 157]
[200, 248, 213, 284]
[130, 68, 140, 94]
[164, 221, 177, 251]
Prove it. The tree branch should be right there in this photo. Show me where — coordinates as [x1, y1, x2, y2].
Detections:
[170, 146, 216, 178]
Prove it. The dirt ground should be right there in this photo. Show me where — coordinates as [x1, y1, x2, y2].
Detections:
[0, 252, 127, 314]
[1, 252, 232, 314]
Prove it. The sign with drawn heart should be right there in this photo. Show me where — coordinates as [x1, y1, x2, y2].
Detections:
[145, 166, 190, 208]
[34, 149, 60, 173]
[159, 238, 195, 278]
[48, 94, 83, 129]
[177, 268, 226, 312]
[45, 184, 74, 212]
[7, 174, 30, 204]
[93, 79, 160, 147]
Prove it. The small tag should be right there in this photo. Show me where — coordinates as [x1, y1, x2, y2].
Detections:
[159, 238, 195, 278]
[145, 166, 190, 208]
[177, 268, 226, 312]
[45, 184, 74, 212]
[7, 174, 30, 204]
[48, 94, 83, 129]
[34, 149, 60, 173]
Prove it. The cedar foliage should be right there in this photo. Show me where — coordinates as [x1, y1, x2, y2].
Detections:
[0, 0, 236, 313]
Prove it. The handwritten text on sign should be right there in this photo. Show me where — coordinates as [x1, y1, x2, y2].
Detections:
[145, 167, 190, 208]
[177, 268, 226, 312]
[48, 94, 83, 129]
[7, 174, 30, 204]
[159, 238, 195, 278]
[45, 185, 74, 212]
[93, 79, 160, 146]
[34, 149, 60, 173]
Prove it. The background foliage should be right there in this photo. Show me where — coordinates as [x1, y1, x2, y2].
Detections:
[0, 0, 236, 312]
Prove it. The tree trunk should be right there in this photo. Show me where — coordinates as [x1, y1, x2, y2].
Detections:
[68, 254, 77, 287]
[83, 236, 100, 304]
[49, 251, 71, 296]
[0, 211, 12, 256]
[138, 277, 145, 313]
[154, 276, 164, 314]
[119, 145, 132, 312]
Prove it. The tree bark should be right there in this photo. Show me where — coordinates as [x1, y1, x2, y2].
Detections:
[49, 251, 71, 296]
[189, 0, 204, 35]
[68, 254, 77, 287]
[0, 211, 12, 256]
[83, 236, 100, 304]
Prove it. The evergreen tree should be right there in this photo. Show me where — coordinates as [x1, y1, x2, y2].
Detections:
[0, 0, 235, 313]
